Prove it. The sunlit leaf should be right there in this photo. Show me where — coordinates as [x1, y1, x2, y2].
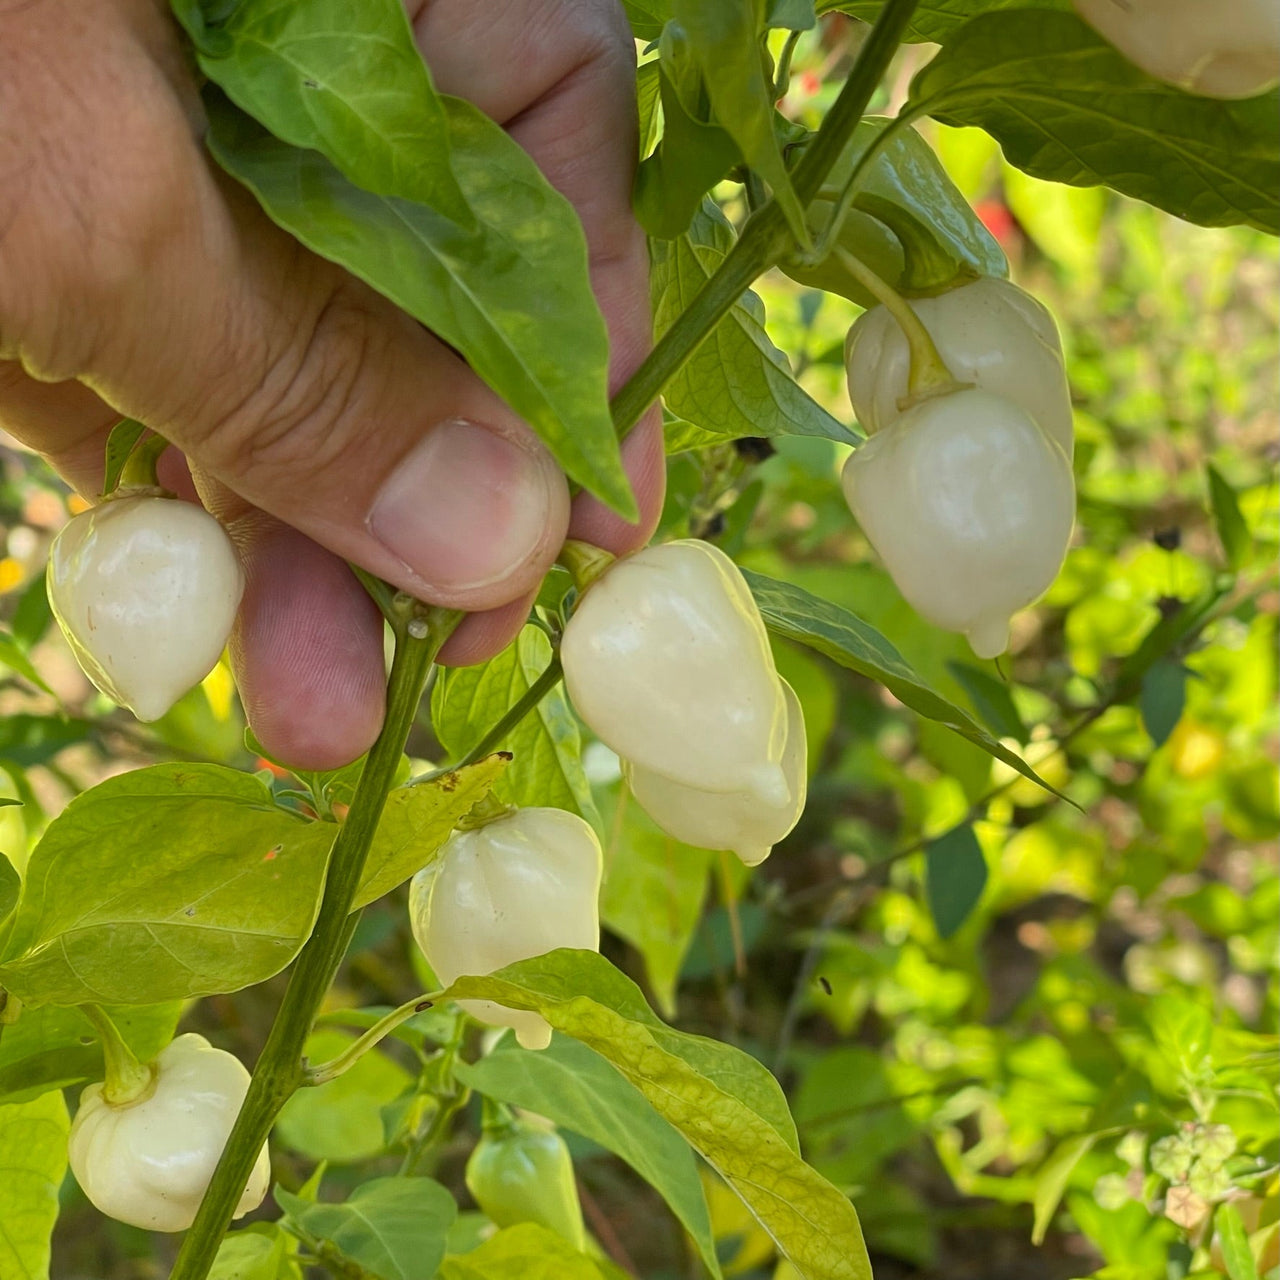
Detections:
[903, 10, 1280, 233]
[0, 1090, 68, 1280]
[445, 951, 875, 1280]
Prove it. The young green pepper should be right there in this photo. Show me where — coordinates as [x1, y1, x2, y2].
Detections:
[465, 1105, 586, 1250]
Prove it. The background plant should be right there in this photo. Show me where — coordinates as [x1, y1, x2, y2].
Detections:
[0, 2, 1274, 1279]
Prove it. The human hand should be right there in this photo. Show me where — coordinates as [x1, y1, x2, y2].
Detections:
[0, 0, 663, 768]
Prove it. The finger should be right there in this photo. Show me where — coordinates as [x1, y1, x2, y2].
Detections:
[1, 1, 571, 612]
[437, 594, 536, 668]
[411, 0, 667, 554]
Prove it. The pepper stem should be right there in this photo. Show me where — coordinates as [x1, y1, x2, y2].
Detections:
[834, 248, 965, 403]
[556, 540, 616, 594]
[117, 433, 171, 491]
[80, 1004, 154, 1106]
[302, 991, 443, 1086]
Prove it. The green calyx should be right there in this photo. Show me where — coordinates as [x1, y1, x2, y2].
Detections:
[556, 540, 617, 595]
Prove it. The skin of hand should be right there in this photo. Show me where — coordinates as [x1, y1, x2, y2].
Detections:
[0, 0, 665, 769]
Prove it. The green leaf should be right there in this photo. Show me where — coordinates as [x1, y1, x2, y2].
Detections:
[0, 631, 53, 697]
[634, 35, 743, 240]
[673, 0, 809, 245]
[0, 715, 90, 768]
[276, 1029, 412, 1163]
[1031, 1133, 1096, 1245]
[203, 91, 635, 519]
[455, 1034, 722, 1279]
[1113, 582, 1230, 696]
[99, 418, 148, 497]
[946, 662, 1028, 745]
[1140, 660, 1187, 749]
[743, 570, 1070, 799]
[622, 0, 673, 41]
[431, 629, 595, 823]
[276, 1176, 457, 1280]
[818, 0, 1066, 41]
[903, 10, 1280, 234]
[354, 755, 509, 910]
[0, 1002, 181, 1104]
[783, 118, 1007, 305]
[11, 570, 53, 653]
[175, 0, 470, 225]
[444, 951, 875, 1280]
[0, 763, 335, 1006]
[768, 0, 817, 28]
[651, 201, 854, 445]
[0, 1090, 68, 1280]
[439, 1223, 604, 1280]
[1207, 466, 1251, 571]
[925, 825, 987, 939]
[209, 1224, 303, 1280]
[0, 851, 17, 929]
[1214, 1202, 1260, 1280]
[597, 781, 714, 1018]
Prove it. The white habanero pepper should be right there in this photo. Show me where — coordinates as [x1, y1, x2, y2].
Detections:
[47, 494, 244, 721]
[845, 276, 1075, 457]
[1073, 0, 1280, 99]
[841, 387, 1075, 660]
[624, 677, 807, 867]
[560, 540, 790, 807]
[409, 806, 602, 1051]
[68, 1033, 269, 1232]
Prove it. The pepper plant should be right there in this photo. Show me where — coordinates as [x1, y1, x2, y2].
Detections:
[0, 1, 1276, 1278]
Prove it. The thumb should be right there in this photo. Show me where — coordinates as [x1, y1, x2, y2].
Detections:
[0, 3, 569, 611]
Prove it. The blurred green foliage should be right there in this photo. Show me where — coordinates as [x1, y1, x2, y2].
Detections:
[0, 23, 1274, 1280]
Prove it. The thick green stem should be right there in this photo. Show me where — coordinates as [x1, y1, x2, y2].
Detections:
[303, 992, 442, 1087]
[833, 247, 960, 400]
[169, 603, 460, 1280]
[608, 0, 921, 440]
[80, 1004, 154, 1106]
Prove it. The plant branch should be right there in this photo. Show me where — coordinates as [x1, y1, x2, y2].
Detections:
[608, 0, 921, 440]
[302, 992, 442, 1087]
[170, 600, 461, 1280]
[417, 655, 563, 785]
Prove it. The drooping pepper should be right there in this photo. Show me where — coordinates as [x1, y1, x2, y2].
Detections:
[409, 806, 602, 1051]
[561, 539, 790, 807]
[68, 1033, 270, 1232]
[1073, 0, 1280, 98]
[47, 493, 244, 721]
[841, 387, 1075, 659]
